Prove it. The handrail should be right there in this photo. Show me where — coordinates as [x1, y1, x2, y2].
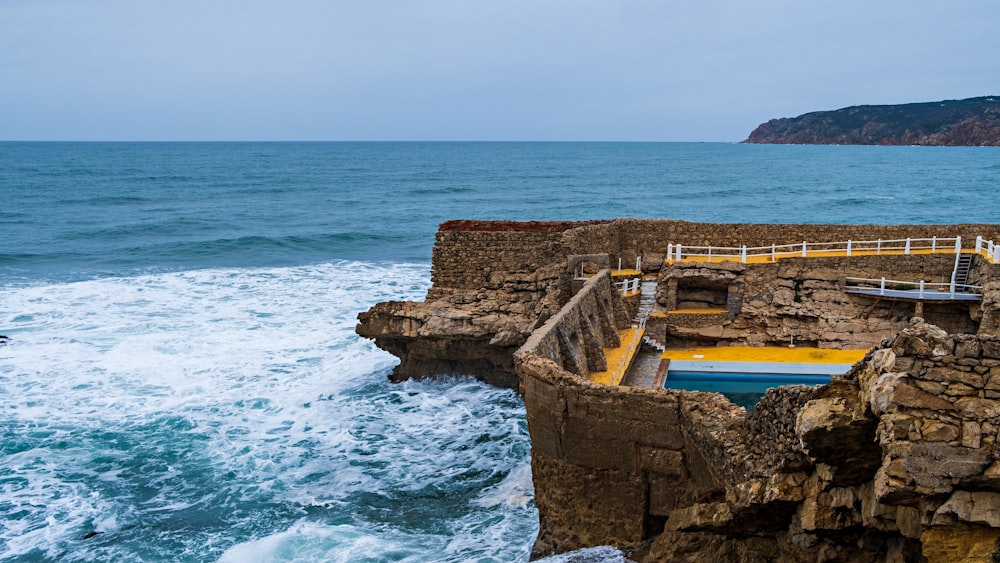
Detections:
[666, 236, 1000, 265]
[614, 277, 641, 296]
[844, 276, 982, 297]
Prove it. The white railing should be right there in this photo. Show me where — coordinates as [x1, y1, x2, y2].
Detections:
[615, 256, 643, 272]
[615, 278, 641, 296]
[976, 236, 1000, 263]
[844, 276, 982, 298]
[665, 236, 1000, 265]
[611, 315, 646, 386]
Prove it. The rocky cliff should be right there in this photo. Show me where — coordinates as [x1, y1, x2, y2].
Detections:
[745, 96, 1000, 146]
[519, 302, 1000, 561]
[357, 219, 1000, 561]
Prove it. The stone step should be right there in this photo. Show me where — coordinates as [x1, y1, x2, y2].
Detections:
[642, 335, 666, 351]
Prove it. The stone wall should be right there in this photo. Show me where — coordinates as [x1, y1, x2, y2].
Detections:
[431, 221, 587, 290]
[427, 220, 1000, 293]
[517, 270, 630, 380]
[517, 320, 1000, 561]
[657, 254, 991, 350]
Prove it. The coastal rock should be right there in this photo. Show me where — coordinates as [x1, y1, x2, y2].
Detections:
[744, 96, 1000, 146]
[358, 219, 1000, 561]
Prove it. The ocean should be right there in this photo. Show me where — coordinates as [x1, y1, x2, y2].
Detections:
[2, 142, 999, 561]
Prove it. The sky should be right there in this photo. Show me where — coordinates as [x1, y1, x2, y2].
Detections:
[1, 0, 998, 142]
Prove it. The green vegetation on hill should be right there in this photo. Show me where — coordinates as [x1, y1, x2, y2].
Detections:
[745, 96, 1000, 146]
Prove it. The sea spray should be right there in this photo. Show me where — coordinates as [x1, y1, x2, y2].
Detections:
[0, 262, 536, 561]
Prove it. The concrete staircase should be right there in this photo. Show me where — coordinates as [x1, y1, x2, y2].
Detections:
[636, 279, 658, 320]
[637, 279, 666, 352]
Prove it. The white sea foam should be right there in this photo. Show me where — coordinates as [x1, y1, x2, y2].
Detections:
[0, 262, 537, 561]
[534, 546, 631, 563]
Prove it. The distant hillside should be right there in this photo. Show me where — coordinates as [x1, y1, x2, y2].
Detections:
[744, 96, 1000, 146]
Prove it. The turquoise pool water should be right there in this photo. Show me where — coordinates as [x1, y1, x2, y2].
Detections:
[663, 371, 832, 410]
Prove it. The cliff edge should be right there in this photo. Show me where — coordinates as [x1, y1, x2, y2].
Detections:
[744, 96, 1000, 146]
[358, 219, 1000, 561]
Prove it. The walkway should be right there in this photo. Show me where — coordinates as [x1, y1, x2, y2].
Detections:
[589, 326, 644, 386]
[588, 277, 656, 386]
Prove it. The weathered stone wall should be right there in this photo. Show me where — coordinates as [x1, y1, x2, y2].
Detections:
[431, 230, 568, 291]
[522, 271, 628, 378]
[518, 321, 1000, 561]
[427, 219, 1000, 294]
[659, 254, 988, 349]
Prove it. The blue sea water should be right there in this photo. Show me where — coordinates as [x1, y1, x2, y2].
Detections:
[2, 142, 999, 561]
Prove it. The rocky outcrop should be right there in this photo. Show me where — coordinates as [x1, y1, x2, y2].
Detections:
[357, 219, 1000, 561]
[356, 262, 567, 388]
[519, 318, 1000, 561]
[744, 96, 1000, 146]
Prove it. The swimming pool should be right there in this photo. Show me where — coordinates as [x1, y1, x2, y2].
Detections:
[659, 347, 867, 409]
[662, 358, 853, 410]
[663, 372, 832, 409]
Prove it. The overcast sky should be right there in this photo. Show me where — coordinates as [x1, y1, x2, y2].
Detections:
[2, 0, 998, 141]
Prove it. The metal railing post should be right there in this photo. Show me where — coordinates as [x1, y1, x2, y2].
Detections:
[707, 246, 712, 263]
[677, 244, 682, 261]
[801, 241, 807, 257]
[977, 236, 983, 253]
[847, 240, 852, 256]
[931, 236, 936, 253]
[877, 239, 882, 255]
[880, 277, 886, 296]
[741, 245, 747, 263]
[919, 280, 925, 298]
[955, 236, 962, 254]
[905, 239, 911, 255]
[771, 244, 776, 262]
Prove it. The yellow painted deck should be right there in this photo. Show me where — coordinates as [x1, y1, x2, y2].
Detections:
[661, 346, 868, 364]
[665, 308, 727, 315]
[611, 269, 642, 277]
[589, 327, 643, 386]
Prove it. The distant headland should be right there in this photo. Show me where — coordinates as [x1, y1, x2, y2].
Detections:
[745, 96, 1000, 146]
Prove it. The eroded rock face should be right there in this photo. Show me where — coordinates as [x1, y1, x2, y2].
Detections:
[357, 264, 567, 388]
[519, 315, 1000, 562]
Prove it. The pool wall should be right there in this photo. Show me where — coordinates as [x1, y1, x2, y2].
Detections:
[667, 359, 855, 376]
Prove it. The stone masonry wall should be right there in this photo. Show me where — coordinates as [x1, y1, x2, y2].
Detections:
[518, 271, 629, 380]
[431, 222, 584, 290]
